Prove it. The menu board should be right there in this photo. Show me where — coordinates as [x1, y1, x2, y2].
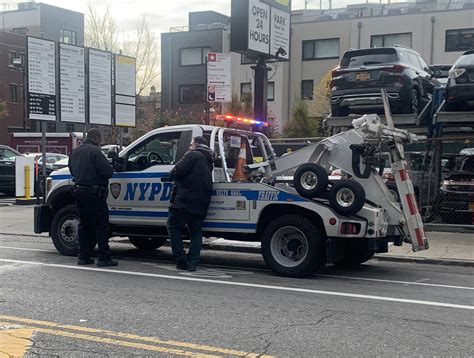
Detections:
[60, 44, 85, 123]
[88, 49, 112, 125]
[27, 37, 57, 121]
[115, 55, 136, 127]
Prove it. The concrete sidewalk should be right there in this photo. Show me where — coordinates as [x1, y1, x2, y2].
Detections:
[0, 204, 473, 266]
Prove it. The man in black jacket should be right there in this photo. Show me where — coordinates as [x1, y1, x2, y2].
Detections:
[167, 136, 214, 271]
[69, 128, 117, 267]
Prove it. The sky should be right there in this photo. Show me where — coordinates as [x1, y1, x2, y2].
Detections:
[5, 0, 406, 38]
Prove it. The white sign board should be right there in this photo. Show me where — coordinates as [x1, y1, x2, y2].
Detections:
[270, 7, 290, 60]
[88, 49, 112, 125]
[248, 0, 270, 54]
[60, 44, 86, 123]
[15, 156, 35, 197]
[27, 37, 57, 121]
[207, 52, 231, 103]
[115, 55, 136, 127]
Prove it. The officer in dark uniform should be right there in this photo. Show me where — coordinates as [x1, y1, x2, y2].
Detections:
[68, 128, 117, 267]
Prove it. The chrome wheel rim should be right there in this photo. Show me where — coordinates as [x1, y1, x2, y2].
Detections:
[336, 188, 355, 208]
[60, 215, 79, 248]
[300, 171, 318, 191]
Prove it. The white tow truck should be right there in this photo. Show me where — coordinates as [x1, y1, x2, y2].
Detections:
[34, 114, 428, 277]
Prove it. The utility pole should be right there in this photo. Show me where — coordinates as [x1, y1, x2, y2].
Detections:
[252, 57, 270, 124]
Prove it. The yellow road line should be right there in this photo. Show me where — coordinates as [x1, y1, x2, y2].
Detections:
[0, 314, 274, 357]
[0, 327, 35, 358]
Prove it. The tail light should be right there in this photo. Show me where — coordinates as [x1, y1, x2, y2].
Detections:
[341, 222, 361, 235]
[382, 64, 406, 73]
[449, 68, 466, 79]
[332, 68, 347, 78]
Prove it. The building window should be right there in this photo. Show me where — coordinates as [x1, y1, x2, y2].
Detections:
[241, 54, 257, 64]
[446, 28, 474, 52]
[267, 82, 275, 101]
[179, 84, 206, 103]
[12, 27, 27, 35]
[60, 29, 77, 45]
[46, 122, 56, 132]
[302, 38, 339, 60]
[66, 124, 75, 132]
[8, 51, 17, 65]
[180, 47, 211, 66]
[371, 33, 412, 48]
[240, 82, 252, 100]
[301, 80, 314, 100]
[9, 84, 17, 103]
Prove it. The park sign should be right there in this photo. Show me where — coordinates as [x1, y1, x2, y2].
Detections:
[207, 52, 231, 103]
[231, 0, 291, 60]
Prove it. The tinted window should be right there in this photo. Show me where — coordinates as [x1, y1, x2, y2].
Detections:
[340, 49, 398, 67]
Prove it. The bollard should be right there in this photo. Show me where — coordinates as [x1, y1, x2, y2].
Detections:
[24, 165, 31, 200]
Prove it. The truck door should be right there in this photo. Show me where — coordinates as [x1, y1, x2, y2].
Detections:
[108, 129, 192, 226]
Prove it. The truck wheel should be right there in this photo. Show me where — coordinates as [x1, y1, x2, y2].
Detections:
[261, 215, 326, 277]
[386, 182, 400, 202]
[329, 180, 365, 215]
[293, 163, 329, 198]
[334, 240, 375, 267]
[51, 205, 79, 256]
[129, 236, 167, 250]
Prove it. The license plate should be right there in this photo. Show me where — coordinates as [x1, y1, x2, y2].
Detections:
[356, 72, 371, 81]
[469, 202, 474, 211]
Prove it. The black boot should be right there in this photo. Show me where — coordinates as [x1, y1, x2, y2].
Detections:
[176, 256, 188, 270]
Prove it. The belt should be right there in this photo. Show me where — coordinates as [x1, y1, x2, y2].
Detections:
[74, 184, 107, 192]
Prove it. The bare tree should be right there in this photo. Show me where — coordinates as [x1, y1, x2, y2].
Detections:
[85, 2, 160, 95]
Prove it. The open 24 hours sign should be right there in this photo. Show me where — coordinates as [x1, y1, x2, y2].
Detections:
[231, 0, 291, 60]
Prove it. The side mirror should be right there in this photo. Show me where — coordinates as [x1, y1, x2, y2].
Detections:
[107, 147, 118, 160]
[430, 67, 442, 78]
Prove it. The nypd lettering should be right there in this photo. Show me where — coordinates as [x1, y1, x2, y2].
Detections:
[109, 182, 173, 201]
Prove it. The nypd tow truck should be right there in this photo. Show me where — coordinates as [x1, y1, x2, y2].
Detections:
[34, 113, 428, 277]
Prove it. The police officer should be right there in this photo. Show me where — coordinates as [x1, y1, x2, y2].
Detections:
[69, 128, 117, 267]
[167, 136, 214, 271]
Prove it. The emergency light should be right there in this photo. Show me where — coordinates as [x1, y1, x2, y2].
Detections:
[215, 114, 269, 127]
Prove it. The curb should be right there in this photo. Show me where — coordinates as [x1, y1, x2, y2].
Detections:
[374, 255, 474, 267]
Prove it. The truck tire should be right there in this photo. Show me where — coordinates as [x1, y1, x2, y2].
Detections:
[386, 182, 400, 202]
[261, 214, 326, 277]
[333, 240, 375, 267]
[129, 236, 167, 250]
[293, 163, 329, 198]
[51, 205, 80, 256]
[329, 179, 366, 215]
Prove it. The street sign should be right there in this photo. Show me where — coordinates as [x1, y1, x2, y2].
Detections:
[88, 49, 112, 125]
[231, 0, 291, 60]
[115, 55, 136, 127]
[59, 43, 86, 123]
[207, 52, 231, 103]
[27, 37, 57, 121]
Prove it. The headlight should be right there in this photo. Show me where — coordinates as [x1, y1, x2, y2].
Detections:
[448, 68, 466, 79]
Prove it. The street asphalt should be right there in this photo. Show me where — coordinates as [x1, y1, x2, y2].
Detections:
[0, 232, 473, 357]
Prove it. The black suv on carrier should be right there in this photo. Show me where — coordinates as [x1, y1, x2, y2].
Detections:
[331, 46, 439, 116]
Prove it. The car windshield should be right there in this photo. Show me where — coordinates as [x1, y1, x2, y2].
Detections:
[455, 54, 474, 67]
[340, 49, 398, 68]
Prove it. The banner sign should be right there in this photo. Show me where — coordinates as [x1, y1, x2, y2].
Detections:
[114, 55, 136, 127]
[207, 52, 231, 103]
[88, 49, 112, 125]
[59, 43, 86, 123]
[27, 37, 57, 121]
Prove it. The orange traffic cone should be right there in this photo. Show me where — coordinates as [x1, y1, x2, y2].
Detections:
[232, 142, 248, 182]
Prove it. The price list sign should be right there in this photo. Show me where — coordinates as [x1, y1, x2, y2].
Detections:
[115, 55, 136, 127]
[60, 44, 86, 123]
[27, 37, 57, 121]
[89, 49, 112, 125]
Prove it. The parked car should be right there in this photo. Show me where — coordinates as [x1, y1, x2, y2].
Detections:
[445, 50, 474, 111]
[429, 64, 452, 87]
[51, 157, 69, 171]
[436, 154, 474, 224]
[0, 145, 22, 195]
[0, 145, 53, 196]
[24, 152, 68, 169]
[331, 46, 440, 116]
